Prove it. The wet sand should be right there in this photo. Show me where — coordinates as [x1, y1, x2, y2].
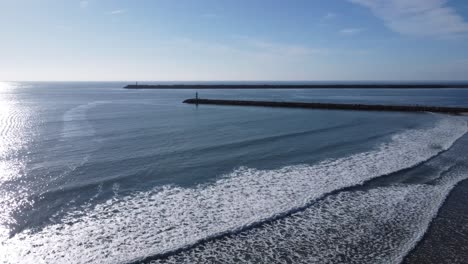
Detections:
[404, 179, 468, 263]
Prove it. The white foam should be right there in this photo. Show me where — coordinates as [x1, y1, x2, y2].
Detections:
[0, 115, 466, 264]
[151, 162, 468, 264]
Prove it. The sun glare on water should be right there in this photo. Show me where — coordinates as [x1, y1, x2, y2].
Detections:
[0, 81, 32, 241]
[0, 82, 18, 155]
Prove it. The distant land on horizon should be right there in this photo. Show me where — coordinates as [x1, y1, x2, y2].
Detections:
[124, 82, 468, 89]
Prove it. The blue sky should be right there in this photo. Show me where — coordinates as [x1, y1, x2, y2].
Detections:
[1, 0, 468, 81]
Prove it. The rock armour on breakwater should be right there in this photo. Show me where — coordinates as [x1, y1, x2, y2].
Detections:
[183, 98, 468, 114]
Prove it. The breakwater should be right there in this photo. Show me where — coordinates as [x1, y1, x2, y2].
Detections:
[125, 83, 468, 89]
[183, 99, 468, 114]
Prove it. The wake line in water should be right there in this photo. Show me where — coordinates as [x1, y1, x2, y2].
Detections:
[62, 101, 108, 139]
[1, 101, 113, 237]
[1, 115, 466, 264]
[54, 101, 109, 181]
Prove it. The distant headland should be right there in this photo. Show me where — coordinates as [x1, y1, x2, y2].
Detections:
[124, 82, 468, 89]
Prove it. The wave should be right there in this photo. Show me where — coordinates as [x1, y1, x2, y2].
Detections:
[151, 163, 468, 264]
[23, 121, 406, 223]
[0, 115, 466, 264]
[88, 120, 363, 165]
[32, 121, 365, 196]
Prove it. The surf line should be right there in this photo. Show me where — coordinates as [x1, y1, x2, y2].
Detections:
[183, 98, 468, 114]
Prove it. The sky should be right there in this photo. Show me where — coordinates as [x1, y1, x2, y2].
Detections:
[1, 0, 468, 81]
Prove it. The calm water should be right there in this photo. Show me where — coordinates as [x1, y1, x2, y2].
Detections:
[0, 82, 467, 263]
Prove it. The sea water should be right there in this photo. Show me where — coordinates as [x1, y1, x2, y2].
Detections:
[0, 82, 467, 263]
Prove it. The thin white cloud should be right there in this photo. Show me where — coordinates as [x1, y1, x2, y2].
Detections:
[158, 37, 330, 80]
[324, 12, 337, 20]
[79, 1, 88, 9]
[230, 35, 327, 57]
[110, 9, 126, 15]
[339, 28, 365, 35]
[349, 0, 468, 36]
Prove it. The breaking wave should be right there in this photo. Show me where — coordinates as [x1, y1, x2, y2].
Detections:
[152, 163, 468, 264]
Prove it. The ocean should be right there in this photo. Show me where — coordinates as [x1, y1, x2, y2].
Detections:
[0, 82, 467, 263]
